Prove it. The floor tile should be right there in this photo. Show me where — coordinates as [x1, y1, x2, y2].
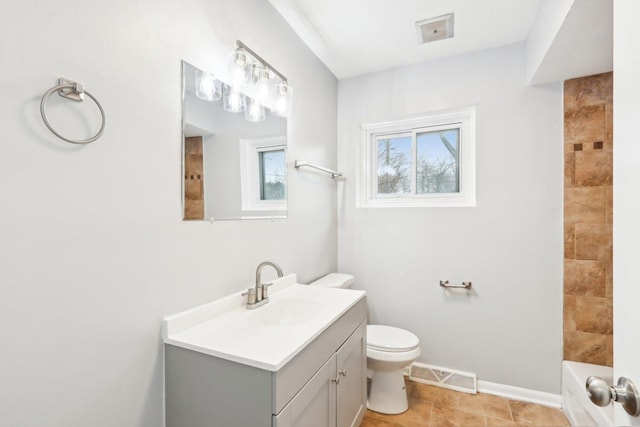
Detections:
[429, 405, 486, 427]
[409, 383, 461, 409]
[366, 399, 431, 425]
[360, 413, 408, 427]
[509, 400, 570, 426]
[457, 392, 512, 421]
[485, 415, 531, 427]
[396, 398, 432, 425]
[360, 381, 571, 427]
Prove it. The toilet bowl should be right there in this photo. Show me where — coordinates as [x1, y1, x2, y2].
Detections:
[308, 273, 421, 415]
[366, 325, 420, 414]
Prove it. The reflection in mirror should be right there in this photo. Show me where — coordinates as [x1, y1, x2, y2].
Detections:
[182, 61, 287, 221]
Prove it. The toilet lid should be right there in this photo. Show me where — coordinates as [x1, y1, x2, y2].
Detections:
[367, 325, 419, 352]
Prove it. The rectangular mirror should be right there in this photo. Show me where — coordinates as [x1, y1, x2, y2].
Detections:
[182, 60, 287, 221]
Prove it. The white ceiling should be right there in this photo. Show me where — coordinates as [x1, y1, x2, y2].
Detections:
[269, 0, 542, 79]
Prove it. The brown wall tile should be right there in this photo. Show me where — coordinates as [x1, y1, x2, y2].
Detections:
[563, 331, 609, 365]
[564, 79, 579, 112]
[605, 104, 613, 146]
[564, 72, 613, 110]
[606, 263, 613, 299]
[564, 187, 606, 225]
[564, 73, 612, 367]
[564, 152, 575, 188]
[564, 260, 606, 297]
[575, 296, 612, 334]
[564, 225, 576, 259]
[564, 105, 605, 145]
[575, 223, 612, 262]
[605, 186, 613, 223]
[575, 150, 613, 187]
[564, 295, 576, 332]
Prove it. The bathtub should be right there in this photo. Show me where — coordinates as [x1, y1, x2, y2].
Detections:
[562, 361, 613, 426]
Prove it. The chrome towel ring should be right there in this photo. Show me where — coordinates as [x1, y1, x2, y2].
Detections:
[40, 78, 106, 144]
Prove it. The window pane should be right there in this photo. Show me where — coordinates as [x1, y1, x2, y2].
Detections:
[416, 129, 459, 193]
[259, 149, 286, 200]
[377, 136, 412, 194]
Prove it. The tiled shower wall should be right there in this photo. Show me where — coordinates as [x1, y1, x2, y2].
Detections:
[563, 72, 613, 367]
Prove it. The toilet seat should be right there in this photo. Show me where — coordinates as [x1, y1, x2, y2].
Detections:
[367, 325, 419, 352]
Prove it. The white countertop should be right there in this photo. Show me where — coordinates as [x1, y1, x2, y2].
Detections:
[162, 274, 366, 371]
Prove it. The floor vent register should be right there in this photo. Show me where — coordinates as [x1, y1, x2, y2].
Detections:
[409, 362, 477, 394]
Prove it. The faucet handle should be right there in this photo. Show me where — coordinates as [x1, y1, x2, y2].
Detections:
[242, 288, 257, 305]
[261, 283, 273, 299]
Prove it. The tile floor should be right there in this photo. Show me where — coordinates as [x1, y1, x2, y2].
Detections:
[361, 380, 570, 427]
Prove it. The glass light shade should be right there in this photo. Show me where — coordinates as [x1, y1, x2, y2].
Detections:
[253, 66, 272, 105]
[222, 85, 246, 113]
[245, 98, 266, 122]
[194, 68, 221, 101]
[229, 48, 248, 89]
[270, 83, 293, 118]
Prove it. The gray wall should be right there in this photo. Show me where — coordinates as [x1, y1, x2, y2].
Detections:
[0, 0, 338, 426]
[337, 43, 564, 393]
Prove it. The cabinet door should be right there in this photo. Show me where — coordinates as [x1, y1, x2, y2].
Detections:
[273, 354, 337, 427]
[336, 322, 367, 427]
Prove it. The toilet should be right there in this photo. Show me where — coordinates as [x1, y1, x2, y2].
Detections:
[308, 273, 421, 415]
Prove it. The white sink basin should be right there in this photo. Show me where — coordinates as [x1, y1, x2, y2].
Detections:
[260, 297, 327, 326]
[163, 274, 366, 371]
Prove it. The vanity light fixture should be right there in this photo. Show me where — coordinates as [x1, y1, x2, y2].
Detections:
[271, 82, 293, 118]
[194, 68, 221, 101]
[193, 41, 291, 122]
[229, 40, 293, 119]
[222, 84, 246, 113]
[252, 64, 272, 106]
[245, 97, 266, 122]
[229, 47, 248, 89]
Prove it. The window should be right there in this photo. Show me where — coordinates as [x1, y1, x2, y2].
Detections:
[358, 106, 475, 207]
[240, 136, 287, 211]
[258, 149, 286, 201]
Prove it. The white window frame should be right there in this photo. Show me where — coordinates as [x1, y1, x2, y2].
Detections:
[358, 106, 476, 208]
[239, 136, 287, 212]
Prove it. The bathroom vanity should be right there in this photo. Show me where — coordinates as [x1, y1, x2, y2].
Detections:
[163, 274, 367, 427]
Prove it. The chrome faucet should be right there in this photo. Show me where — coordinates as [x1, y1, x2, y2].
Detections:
[244, 261, 283, 309]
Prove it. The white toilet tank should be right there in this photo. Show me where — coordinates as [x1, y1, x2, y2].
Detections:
[308, 273, 355, 289]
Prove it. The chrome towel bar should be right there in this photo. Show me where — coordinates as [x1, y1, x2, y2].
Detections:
[440, 280, 472, 289]
[294, 160, 342, 178]
[40, 78, 106, 144]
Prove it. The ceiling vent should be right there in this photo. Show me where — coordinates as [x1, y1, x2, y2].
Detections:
[416, 13, 454, 44]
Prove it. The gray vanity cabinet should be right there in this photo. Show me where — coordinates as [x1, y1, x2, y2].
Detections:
[273, 346, 337, 427]
[274, 322, 366, 427]
[165, 297, 367, 427]
[337, 323, 367, 427]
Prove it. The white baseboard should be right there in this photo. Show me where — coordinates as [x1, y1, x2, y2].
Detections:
[477, 380, 561, 409]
